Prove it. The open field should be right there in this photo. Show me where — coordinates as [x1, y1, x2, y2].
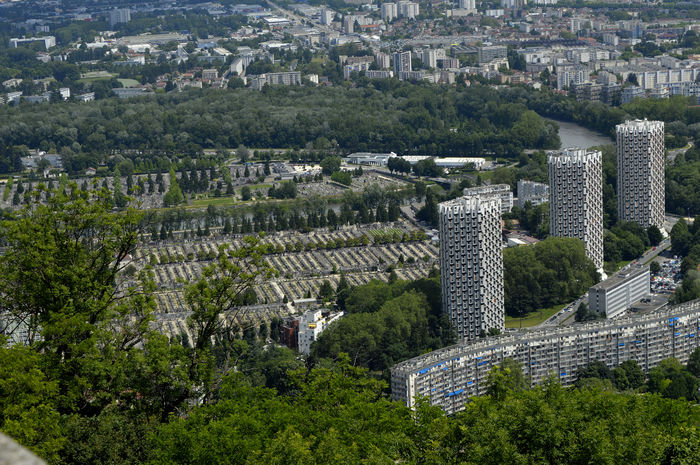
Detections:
[118, 78, 140, 87]
[505, 303, 565, 328]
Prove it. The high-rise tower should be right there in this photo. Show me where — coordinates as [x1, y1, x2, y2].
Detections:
[439, 195, 504, 341]
[616, 119, 665, 230]
[548, 148, 604, 271]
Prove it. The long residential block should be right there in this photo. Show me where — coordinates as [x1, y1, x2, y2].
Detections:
[391, 298, 700, 415]
[589, 264, 650, 318]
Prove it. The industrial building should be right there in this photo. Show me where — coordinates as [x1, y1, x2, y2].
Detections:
[9, 36, 55, 49]
[616, 120, 665, 230]
[346, 152, 396, 166]
[438, 195, 504, 342]
[392, 298, 700, 415]
[589, 265, 650, 318]
[401, 156, 486, 170]
[548, 148, 604, 270]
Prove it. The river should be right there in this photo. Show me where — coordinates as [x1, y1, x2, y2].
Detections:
[546, 118, 614, 149]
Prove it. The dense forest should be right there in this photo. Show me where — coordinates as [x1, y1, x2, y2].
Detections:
[503, 237, 599, 318]
[1, 79, 699, 175]
[0, 84, 561, 173]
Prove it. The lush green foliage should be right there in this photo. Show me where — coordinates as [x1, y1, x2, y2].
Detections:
[150, 357, 700, 465]
[667, 147, 700, 217]
[503, 237, 599, 318]
[577, 350, 700, 402]
[0, 84, 563, 173]
[310, 277, 455, 374]
[604, 221, 655, 264]
[670, 218, 700, 303]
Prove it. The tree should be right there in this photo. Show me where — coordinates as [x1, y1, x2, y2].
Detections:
[237, 145, 249, 163]
[330, 171, 352, 186]
[318, 280, 334, 301]
[0, 188, 159, 416]
[687, 347, 700, 378]
[647, 225, 663, 246]
[184, 238, 274, 384]
[486, 358, 528, 401]
[414, 180, 426, 200]
[163, 168, 184, 207]
[650, 261, 661, 274]
[320, 156, 342, 175]
[241, 185, 252, 201]
[0, 345, 64, 462]
[113, 167, 127, 209]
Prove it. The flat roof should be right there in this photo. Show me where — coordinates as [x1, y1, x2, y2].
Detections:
[591, 264, 649, 292]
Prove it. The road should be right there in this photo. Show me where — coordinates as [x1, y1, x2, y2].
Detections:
[667, 141, 694, 165]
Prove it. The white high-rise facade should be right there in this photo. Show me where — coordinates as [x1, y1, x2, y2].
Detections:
[381, 3, 398, 21]
[616, 119, 665, 230]
[320, 9, 334, 25]
[422, 49, 437, 69]
[548, 148, 604, 270]
[375, 52, 391, 69]
[398, 1, 419, 19]
[109, 8, 131, 27]
[459, 0, 476, 9]
[393, 51, 412, 74]
[439, 195, 504, 342]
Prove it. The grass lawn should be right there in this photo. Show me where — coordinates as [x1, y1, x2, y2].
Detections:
[118, 78, 140, 87]
[189, 196, 239, 208]
[505, 303, 566, 329]
[77, 72, 117, 84]
[368, 227, 403, 238]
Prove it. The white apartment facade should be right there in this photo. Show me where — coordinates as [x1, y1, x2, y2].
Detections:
[548, 148, 604, 270]
[439, 195, 504, 342]
[616, 120, 665, 230]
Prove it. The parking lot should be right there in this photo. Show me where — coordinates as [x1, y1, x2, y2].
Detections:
[651, 257, 681, 294]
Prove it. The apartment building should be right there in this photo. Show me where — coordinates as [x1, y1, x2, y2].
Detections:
[381, 3, 398, 22]
[392, 299, 700, 414]
[249, 72, 302, 90]
[616, 120, 665, 230]
[109, 9, 131, 27]
[517, 180, 549, 208]
[478, 45, 508, 64]
[621, 86, 645, 104]
[320, 8, 334, 25]
[548, 148, 604, 270]
[422, 49, 437, 69]
[375, 52, 391, 69]
[589, 265, 650, 318]
[398, 1, 419, 19]
[438, 195, 504, 342]
[393, 51, 412, 75]
[463, 184, 513, 214]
